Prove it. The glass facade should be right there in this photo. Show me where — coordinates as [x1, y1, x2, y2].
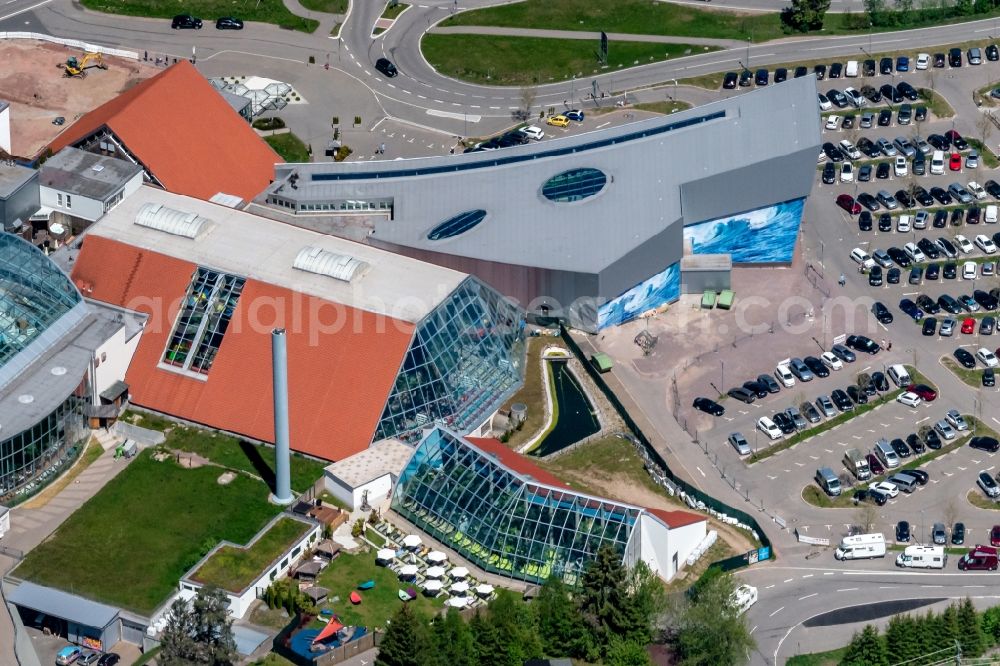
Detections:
[162, 267, 246, 375]
[0, 393, 87, 505]
[392, 429, 641, 585]
[541, 168, 608, 203]
[427, 210, 487, 241]
[0, 234, 82, 367]
[374, 278, 525, 442]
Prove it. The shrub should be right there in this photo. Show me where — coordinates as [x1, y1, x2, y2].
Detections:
[335, 145, 353, 162]
[252, 117, 286, 131]
[354, 115, 362, 126]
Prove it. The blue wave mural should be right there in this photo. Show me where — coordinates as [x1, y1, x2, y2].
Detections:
[598, 262, 680, 329]
[684, 198, 805, 264]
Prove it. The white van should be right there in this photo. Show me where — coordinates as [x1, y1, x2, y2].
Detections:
[987, 204, 998, 224]
[931, 150, 945, 175]
[887, 364, 911, 387]
[904, 242, 926, 263]
[775, 363, 796, 388]
[851, 248, 875, 270]
[845, 60, 859, 77]
[835, 533, 886, 560]
[875, 439, 900, 469]
[896, 545, 946, 569]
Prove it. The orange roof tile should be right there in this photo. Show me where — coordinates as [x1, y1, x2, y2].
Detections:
[50, 61, 280, 203]
[645, 507, 707, 530]
[72, 235, 414, 462]
[465, 437, 570, 489]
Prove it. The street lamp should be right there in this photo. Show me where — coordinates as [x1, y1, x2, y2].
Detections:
[721, 360, 725, 394]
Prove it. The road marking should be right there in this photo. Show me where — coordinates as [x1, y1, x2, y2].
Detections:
[837, 587, 858, 592]
[696, 466, 706, 477]
[770, 606, 785, 617]
[596, 121, 611, 129]
[799, 592, 818, 600]
[426, 109, 481, 122]
[750, 625, 758, 635]
[921, 585, 944, 588]
[802, 574, 814, 578]
[766, 584, 775, 589]
[878, 586, 895, 589]
[916, 416, 929, 424]
[823, 572, 834, 575]
[964, 585, 986, 588]
[784, 578, 794, 583]
[0, 0, 53, 21]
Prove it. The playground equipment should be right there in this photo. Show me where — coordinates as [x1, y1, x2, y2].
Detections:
[64, 53, 108, 78]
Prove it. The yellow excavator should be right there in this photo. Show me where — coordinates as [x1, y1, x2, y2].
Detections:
[63, 52, 108, 78]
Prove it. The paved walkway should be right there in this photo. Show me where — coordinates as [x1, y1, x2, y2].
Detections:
[281, 0, 345, 37]
[429, 25, 745, 48]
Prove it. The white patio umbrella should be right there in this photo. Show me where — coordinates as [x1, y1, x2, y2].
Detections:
[426, 566, 446, 579]
[475, 584, 494, 597]
[450, 581, 470, 595]
[376, 548, 396, 561]
[445, 596, 470, 608]
[427, 550, 447, 563]
[450, 566, 469, 579]
[399, 564, 419, 577]
[403, 534, 422, 548]
[423, 579, 443, 592]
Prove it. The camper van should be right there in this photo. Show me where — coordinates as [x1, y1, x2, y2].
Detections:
[896, 545, 947, 569]
[958, 545, 999, 571]
[843, 448, 871, 480]
[887, 364, 911, 388]
[875, 439, 900, 469]
[835, 533, 886, 560]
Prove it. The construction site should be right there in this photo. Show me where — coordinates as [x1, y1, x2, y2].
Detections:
[0, 40, 159, 159]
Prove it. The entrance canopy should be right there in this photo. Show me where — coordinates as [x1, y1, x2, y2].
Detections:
[8, 582, 118, 629]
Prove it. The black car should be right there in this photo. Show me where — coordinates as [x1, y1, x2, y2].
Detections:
[880, 84, 903, 104]
[887, 267, 901, 284]
[814, 63, 827, 80]
[897, 81, 919, 101]
[933, 210, 949, 228]
[968, 207, 982, 225]
[794, 66, 808, 78]
[909, 266, 923, 284]
[952, 522, 966, 545]
[774, 67, 788, 83]
[947, 129, 969, 151]
[897, 520, 911, 542]
[918, 238, 940, 259]
[863, 59, 877, 76]
[915, 106, 928, 122]
[847, 385, 868, 405]
[215, 16, 243, 29]
[925, 429, 942, 449]
[822, 142, 844, 162]
[975, 290, 999, 310]
[934, 53, 947, 67]
[375, 57, 398, 77]
[772, 412, 796, 434]
[971, 436, 1000, 452]
[917, 294, 940, 313]
[895, 189, 914, 208]
[804, 356, 830, 378]
[906, 433, 926, 454]
[723, 72, 738, 89]
[831, 389, 854, 412]
[907, 469, 929, 485]
[943, 263, 958, 280]
[755, 69, 769, 86]
[727, 387, 755, 404]
[949, 47, 963, 67]
[880, 57, 894, 74]
[986, 368, 997, 387]
[872, 371, 889, 392]
[869, 266, 883, 286]
[859, 211, 873, 231]
[739, 70, 753, 86]
[872, 302, 894, 324]
[829, 62, 843, 78]
[876, 162, 890, 179]
[862, 84, 882, 103]
[858, 193, 880, 211]
[858, 137, 880, 157]
[878, 109, 892, 127]
[887, 247, 911, 267]
[982, 317, 996, 334]
[857, 372, 876, 396]
[171, 13, 202, 28]
[951, 208, 964, 226]
[842, 114, 856, 129]
[693, 397, 725, 415]
[890, 437, 911, 458]
[822, 162, 836, 184]
[757, 374, 781, 393]
[97, 656, 120, 666]
[928, 133, 951, 151]
[989, 45, 1000, 61]
[955, 348, 977, 368]
[930, 187, 952, 205]
[926, 263, 940, 280]
[846, 334, 880, 354]
[989, 180, 1000, 198]
[743, 380, 769, 398]
[913, 186, 934, 207]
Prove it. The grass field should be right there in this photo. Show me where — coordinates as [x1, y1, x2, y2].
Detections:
[968, 488, 1000, 510]
[633, 101, 693, 115]
[192, 518, 311, 592]
[313, 552, 445, 629]
[265, 133, 311, 163]
[786, 647, 847, 666]
[539, 434, 665, 500]
[422, 34, 715, 85]
[381, 1, 408, 20]
[123, 411, 326, 493]
[14, 452, 282, 614]
[299, 0, 348, 13]
[500, 338, 563, 449]
[80, 0, 318, 31]
[942, 356, 987, 389]
[919, 88, 955, 119]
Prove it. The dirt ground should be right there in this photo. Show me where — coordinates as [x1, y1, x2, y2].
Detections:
[0, 41, 160, 158]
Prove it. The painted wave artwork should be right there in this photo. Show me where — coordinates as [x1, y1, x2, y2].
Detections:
[683, 198, 805, 263]
[598, 262, 680, 329]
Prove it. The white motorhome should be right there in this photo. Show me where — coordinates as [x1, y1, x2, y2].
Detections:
[896, 545, 947, 569]
[835, 533, 886, 560]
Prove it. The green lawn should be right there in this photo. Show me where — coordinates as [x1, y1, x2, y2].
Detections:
[123, 411, 326, 493]
[14, 452, 282, 614]
[500, 337, 566, 449]
[313, 552, 445, 629]
[919, 88, 955, 119]
[632, 101, 692, 115]
[786, 646, 847, 666]
[192, 518, 311, 592]
[941, 357, 987, 389]
[968, 489, 1000, 510]
[381, 1, 408, 19]
[422, 34, 716, 85]
[265, 133, 311, 163]
[299, 0, 348, 13]
[80, 0, 318, 31]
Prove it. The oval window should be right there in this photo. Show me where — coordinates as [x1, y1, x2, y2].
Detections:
[427, 210, 487, 241]
[542, 168, 607, 203]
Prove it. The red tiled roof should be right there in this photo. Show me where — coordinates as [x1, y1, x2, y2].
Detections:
[645, 507, 707, 530]
[465, 437, 570, 489]
[50, 61, 280, 202]
[72, 235, 413, 462]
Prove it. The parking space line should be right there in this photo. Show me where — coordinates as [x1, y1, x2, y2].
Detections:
[799, 593, 818, 600]
[837, 587, 859, 592]
[770, 606, 785, 617]
[784, 578, 794, 583]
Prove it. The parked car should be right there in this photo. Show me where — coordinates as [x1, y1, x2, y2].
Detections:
[729, 432, 752, 455]
[816, 395, 837, 417]
[757, 374, 781, 393]
[727, 387, 756, 404]
[215, 16, 243, 29]
[56, 647, 82, 666]
[897, 520, 911, 542]
[693, 397, 725, 416]
[758, 416, 782, 440]
[953, 523, 966, 545]
[831, 343, 856, 362]
[981, 472, 1000, 497]
[955, 347, 977, 368]
[971, 436, 1000, 452]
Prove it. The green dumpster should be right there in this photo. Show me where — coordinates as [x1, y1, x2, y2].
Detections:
[717, 289, 735, 310]
[590, 352, 613, 373]
[701, 290, 716, 309]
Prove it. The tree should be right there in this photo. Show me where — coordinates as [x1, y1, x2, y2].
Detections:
[486, 589, 543, 666]
[604, 636, 653, 666]
[535, 576, 596, 660]
[377, 604, 434, 666]
[957, 597, 986, 657]
[981, 605, 1000, 644]
[839, 625, 887, 666]
[885, 615, 920, 664]
[579, 545, 630, 646]
[672, 572, 755, 666]
[432, 608, 478, 666]
[625, 561, 668, 645]
[160, 587, 237, 666]
[469, 611, 507, 666]
[854, 503, 878, 534]
[781, 0, 832, 31]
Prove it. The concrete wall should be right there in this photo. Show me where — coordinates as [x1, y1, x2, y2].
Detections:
[681, 269, 731, 295]
[40, 188, 104, 223]
[0, 507, 8, 538]
[90, 316, 143, 403]
[0, 169, 39, 232]
[637, 514, 707, 581]
[324, 470, 394, 510]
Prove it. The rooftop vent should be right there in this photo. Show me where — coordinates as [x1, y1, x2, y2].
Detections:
[292, 246, 369, 283]
[91, 165, 105, 173]
[134, 203, 212, 239]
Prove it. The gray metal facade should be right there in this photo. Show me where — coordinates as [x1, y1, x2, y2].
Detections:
[264, 78, 821, 330]
[0, 165, 39, 232]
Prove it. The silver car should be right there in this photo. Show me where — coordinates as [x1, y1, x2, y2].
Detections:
[816, 395, 837, 418]
[877, 190, 899, 210]
[932, 523, 947, 545]
[877, 138, 898, 156]
[940, 318, 956, 336]
[728, 432, 752, 456]
[946, 409, 969, 431]
[785, 406, 808, 431]
[949, 183, 974, 204]
[789, 357, 815, 382]
[894, 137, 917, 157]
[936, 419, 957, 440]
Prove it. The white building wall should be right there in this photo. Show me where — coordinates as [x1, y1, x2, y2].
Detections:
[0, 507, 10, 539]
[325, 471, 394, 510]
[39, 186, 104, 222]
[89, 314, 144, 403]
[637, 514, 707, 581]
[0, 105, 9, 154]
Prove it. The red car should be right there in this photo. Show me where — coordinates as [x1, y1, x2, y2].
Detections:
[950, 152, 963, 171]
[963, 317, 977, 334]
[990, 525, 1000, 547]
[836, 194, 862, 215]
[906, 383, 938, 401]
[866, 452, 886, 476]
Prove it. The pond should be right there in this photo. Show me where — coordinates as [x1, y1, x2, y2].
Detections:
[528, 360, 600, 457]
